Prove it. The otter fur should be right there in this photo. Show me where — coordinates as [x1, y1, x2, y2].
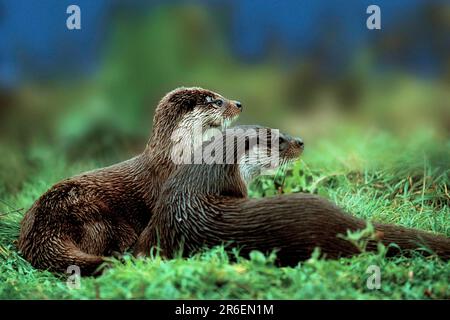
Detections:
[18, 87, 242, 274]
[135, 126, 450, 263]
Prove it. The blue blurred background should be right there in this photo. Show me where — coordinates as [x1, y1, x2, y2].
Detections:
[0, 0, 449, 192]
[1, 0, 449, 84]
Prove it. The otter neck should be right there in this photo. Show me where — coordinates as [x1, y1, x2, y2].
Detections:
[127, 134, 180, 209]
[145, 127, 175, 159]
[169, 163, 248, 198]
[146, 120, 210, 159]
[156, 163, 246, 224]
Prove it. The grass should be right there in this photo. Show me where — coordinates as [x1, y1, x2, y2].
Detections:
[0, 126, 449, 299]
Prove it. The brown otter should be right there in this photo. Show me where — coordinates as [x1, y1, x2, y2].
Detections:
[134, 126, 450, 263]
[17, 87, 243, 274]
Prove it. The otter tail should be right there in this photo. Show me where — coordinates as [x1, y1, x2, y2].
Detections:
[61, 240, 106, 275]
[18, 237, 105, 275]
[371, 223, 450, 260]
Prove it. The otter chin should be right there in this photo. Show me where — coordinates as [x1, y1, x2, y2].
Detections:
[135, 125, 449, 263]
[17, 87, 242, 274]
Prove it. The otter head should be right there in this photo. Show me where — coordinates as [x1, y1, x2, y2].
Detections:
[231, 126, 304, 184]
[198, 125, 304, 185]
[148, 87, 242, 153]
[160, 125, 304, 219]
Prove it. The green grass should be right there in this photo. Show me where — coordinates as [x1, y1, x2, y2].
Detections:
[0, 126, 449, 299]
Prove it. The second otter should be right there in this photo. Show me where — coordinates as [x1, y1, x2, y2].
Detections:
[135, 126, 450, 263]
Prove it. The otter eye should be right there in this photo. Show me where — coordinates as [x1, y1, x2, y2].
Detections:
[215, 99, 224, 107]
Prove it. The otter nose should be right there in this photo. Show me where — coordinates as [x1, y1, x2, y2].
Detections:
[295, 137, 304, 149]
[279, 135, 304, 152]
[234, 100, 242, 111]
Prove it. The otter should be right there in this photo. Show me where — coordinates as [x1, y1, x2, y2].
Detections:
[18, 87, 243, 274]
[134, 126, 450, 263]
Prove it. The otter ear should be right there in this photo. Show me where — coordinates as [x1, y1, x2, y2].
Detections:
[168, 91, 198, 110]
[181, 91, 198, 110]
[184, 96, 197, 109]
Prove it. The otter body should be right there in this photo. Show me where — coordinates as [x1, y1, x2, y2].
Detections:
[136, 127, 450, 263]
[19, 156, 161, 273]
[18, 87, 242, 273]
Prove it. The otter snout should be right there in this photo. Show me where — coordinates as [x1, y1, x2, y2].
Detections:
[223, 99, 243, 122]
[294, 137, 304, 149]
[233, 100, 243, 111]
[279, 133, 304, 159]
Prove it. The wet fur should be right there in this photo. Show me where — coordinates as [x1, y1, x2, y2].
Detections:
[136, 127, 450, 263]
[18, 87, 242, 274]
